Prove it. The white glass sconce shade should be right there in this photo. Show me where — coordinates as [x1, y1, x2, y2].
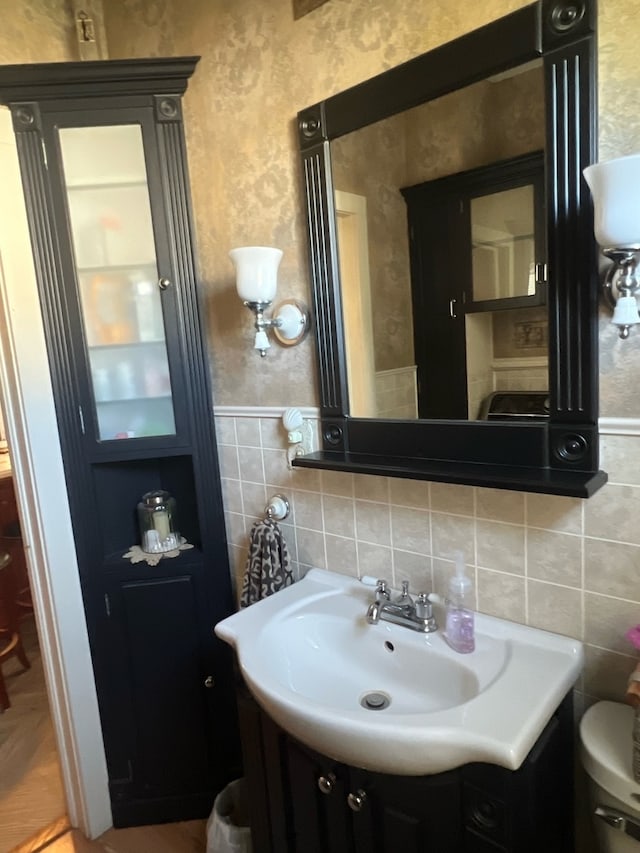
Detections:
[583, 154, 640, 248]
[584, 154, 640, 339]
[229, 246, 283, 303]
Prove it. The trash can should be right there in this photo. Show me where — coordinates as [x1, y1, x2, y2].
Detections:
[206, 778, 252, 853]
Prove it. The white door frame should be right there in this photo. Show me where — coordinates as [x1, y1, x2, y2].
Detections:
[334, 189, 377, 417]
[0, 108, 111, 838]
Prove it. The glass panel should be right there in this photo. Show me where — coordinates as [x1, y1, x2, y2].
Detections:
[471, 185, 535, 302]
[58, 125, 176, 441]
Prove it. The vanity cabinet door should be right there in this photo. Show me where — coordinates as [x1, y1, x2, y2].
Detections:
[280, 730, 462, 853]
[350, 767, 462, 853]
[286, 738, 354, 853]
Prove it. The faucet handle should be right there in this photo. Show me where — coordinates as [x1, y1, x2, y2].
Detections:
[375, 579, 390, 600]
[415, 592, 433, 619]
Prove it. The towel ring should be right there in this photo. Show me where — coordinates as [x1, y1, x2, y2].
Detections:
[264, 494, 290, 522]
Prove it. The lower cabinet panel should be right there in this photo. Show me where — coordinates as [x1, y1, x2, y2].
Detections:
[99, 568, 239, 826]
[120, 576, 211, 795]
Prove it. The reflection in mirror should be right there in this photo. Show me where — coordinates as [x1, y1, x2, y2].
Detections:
[331, 60, 545, 421]
[471, 185, 535, 302]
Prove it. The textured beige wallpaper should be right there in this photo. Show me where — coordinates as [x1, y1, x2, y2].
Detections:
[0, 0, 77, 63]
[101, 0, 540, 407]
[1, 0, 637, 411]
[403, 67, 544, 185]
[99, 0, 636, 414]
[332, 113, 412, 374]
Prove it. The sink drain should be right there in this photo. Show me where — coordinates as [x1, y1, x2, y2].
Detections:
[360, 691, 391, 711]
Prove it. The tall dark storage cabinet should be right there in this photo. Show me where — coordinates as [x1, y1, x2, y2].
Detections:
[0, 59, 240, 826]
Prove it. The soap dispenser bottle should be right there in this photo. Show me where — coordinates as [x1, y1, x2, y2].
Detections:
[445, 551, 475, 653]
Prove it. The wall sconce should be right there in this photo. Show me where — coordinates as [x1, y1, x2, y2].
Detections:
[584, 154, 640, 339]
[229, 246, 310, 356]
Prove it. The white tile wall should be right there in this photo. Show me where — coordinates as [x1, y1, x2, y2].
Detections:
[374, 366, 418, 419]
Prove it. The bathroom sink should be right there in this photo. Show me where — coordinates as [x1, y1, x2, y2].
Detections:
[215, 569, 583, 775]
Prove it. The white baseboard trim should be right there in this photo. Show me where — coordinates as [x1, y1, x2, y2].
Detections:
[213, 407, 640, 436]
[214, 405, 321, 420]
[490, 357, 548, 371]
[599, 417, 640, 436]
[375, 365, 417, 378]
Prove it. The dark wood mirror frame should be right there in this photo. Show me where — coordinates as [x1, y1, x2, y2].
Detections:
[295, 0, 606, 497]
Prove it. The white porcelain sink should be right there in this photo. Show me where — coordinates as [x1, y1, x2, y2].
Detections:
[215, 569, 583, 775]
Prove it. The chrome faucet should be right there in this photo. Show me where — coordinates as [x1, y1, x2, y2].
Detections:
[366, 580, 437, 633]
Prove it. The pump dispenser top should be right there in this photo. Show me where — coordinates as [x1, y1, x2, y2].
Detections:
[445, 551, 475, 653]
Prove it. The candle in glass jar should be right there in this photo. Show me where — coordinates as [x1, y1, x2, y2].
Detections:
[153, 510, 170, 540]
[138, 490, 178, 553]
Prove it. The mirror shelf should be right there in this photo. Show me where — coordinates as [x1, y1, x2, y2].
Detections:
[296, 0, 605, 498]
[294, 451, 607, 499]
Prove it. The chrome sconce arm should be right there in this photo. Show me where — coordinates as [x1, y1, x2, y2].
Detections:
[601, 247, 640, 339]
[242, 298, 309, 357]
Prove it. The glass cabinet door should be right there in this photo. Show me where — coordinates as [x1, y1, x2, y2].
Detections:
[470, 184, 536, 302]
[58, 124, 176, 441]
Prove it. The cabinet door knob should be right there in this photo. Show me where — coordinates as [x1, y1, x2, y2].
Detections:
[317, 772, 336, 795]
[347, 789, 367, 812]
[158, 277, 171, 290]
[204, 675, 215, 688]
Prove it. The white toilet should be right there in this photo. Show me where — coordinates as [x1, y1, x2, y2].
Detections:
[581, 701, 640, 852]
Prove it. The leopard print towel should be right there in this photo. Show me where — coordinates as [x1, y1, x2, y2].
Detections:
[240, 518, 293, 608]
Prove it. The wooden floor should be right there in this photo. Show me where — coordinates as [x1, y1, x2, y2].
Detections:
[12, 817, 207, 853]
[2, 620, 209, 853]
[0, 618, 66, 852]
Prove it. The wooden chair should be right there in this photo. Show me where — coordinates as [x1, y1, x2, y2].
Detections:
[0, 550, 30, 712]
[1, 520, 33, 619]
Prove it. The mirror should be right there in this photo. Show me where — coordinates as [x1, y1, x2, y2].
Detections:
[296, 0, 606, 497]
[330, 61, 547, 421]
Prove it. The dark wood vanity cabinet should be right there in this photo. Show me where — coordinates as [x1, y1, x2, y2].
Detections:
[0, 59, 240, 826]
[239, 691, 574, 853]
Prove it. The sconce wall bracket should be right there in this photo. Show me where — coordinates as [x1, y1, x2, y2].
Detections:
[243, 298, 310, 356]
[601, 247, 640, 339]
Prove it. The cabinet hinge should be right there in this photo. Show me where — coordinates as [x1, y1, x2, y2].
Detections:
[104, 593, 111, 617]
[78, 405, 85, 435]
